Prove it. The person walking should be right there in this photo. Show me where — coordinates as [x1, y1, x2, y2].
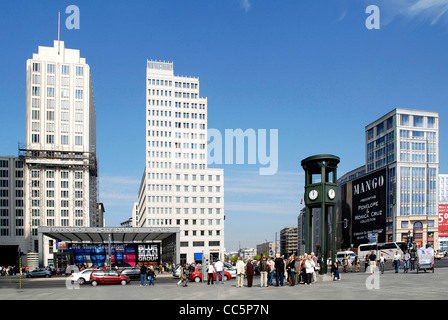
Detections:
[148, 266, 155, 286]
[207, 261, 215, 285]
[236, 257, 245, 288]
[331, 261, 340, 281]
[393, 251, 401, 273]
[274, 254, 285, 286]
[214, 259, 225, 284]
[369, 251, 377, 274]
[140, 264, 148, 286]
[246, 259, 255, 287]
[379, 254, 386, 274]
[403, 250, 410, 273]
[258, 256, 268, 288]
[178, 264, 189, 287]
[410, 248, 416, 271]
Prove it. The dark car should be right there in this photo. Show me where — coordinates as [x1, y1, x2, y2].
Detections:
[26, 268, 52, 278]
[90, 270, 130, 286]
[120, 267, 141, 280]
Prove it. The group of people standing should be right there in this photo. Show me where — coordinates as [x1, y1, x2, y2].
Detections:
[139, 264, 156, 286]
[235, 253, 320, 288]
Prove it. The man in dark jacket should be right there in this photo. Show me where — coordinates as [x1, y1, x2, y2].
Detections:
[274, 254, 284, 286]
[258, 256, 269, 287]
[140, 264, 148, 286]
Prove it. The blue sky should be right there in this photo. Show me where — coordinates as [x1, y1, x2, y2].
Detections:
[1, 0, 448, 251]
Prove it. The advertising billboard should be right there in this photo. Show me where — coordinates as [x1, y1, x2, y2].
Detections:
[351, 168, 387, 246]
[65, 242, 161, 268]
[136, 243, 161, 266]
[439, 204, 448, 237]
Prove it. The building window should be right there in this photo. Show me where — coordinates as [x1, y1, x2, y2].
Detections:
[413, 116, 424, 127]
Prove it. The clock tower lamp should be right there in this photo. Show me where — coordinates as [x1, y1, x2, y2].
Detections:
[301, 154, 340, 274]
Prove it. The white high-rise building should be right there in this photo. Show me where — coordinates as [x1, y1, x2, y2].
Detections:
[137, 60, 224, 265]
[22, 40, 98, 266]
[365, 108, 439, 248]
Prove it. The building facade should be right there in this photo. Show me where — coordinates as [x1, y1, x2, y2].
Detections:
[439, 174, 448, 251]
[0, 157, 27, 266]
[280, 227, 298, 257]
[365, 108, 439, 248]
[137, 60, 224, 265]
[256, 241, 278, 257]
[22, 40, 99, 267]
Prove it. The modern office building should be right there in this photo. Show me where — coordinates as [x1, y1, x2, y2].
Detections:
[256, 241, 278, 257]
[137, 60, 224, 265]
[280, 227, 298, 257]
[21, 40, 99, 266]
[365, 108, 439, 248]
[439, 174, 448, 251]
[0, 157, 26, 266]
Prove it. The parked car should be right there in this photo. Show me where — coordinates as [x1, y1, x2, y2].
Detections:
[26, 268, 52, 278]
[189, 265, 232, 283]
[435, 250, 444, 260]
[90, 270, 130, 286]
[53, 268, 66, 276]
[172, 265, 183, 278]
[121, 267, 141, 280]
[223, 263, 236, 278]
[71, 269, 95, 285]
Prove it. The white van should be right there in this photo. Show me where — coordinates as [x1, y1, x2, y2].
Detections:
[336, 251, 356, 264]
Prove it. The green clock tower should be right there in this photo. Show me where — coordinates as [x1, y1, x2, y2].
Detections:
[301, 154, 340, 274]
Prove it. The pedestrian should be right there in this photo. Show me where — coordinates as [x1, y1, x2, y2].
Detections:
[214, 259, 225, 284]
[365, 253, 370, 271]
[286, 255, 296, 286]
[379, 254, 385, 274]
[236, 257, 245, 288]
[258, 256, 269, 287]
[177, 264, 189, 287]
[207, 261, 215, 285]
[300, 254, 307, 284]
[304, 255, 314, 285]
[294, 256, 301, 285]
[331, 261, 340, 281]
[148, 266, 155, 286]
[403, 250, 410, 273]
[246, 259, 255, 287]
[310, 252, 318, 283]
[140, 263, 148, 286]
[410, 248, 416, 271]
[369, 250, 377, 274]
[267, 257, 275, 286]
[393, 251, 401, 273]
[347, 255, 353, 272]
[274, 254, 285, 286]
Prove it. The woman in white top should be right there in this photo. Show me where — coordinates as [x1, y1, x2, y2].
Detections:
[207, 262, 215, 285]
[304, 256, 315, 285]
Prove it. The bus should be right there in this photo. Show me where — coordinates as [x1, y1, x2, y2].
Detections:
[357, 242, 408, 262]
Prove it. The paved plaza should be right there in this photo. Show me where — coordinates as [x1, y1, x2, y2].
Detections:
[1, 265, 447, 301]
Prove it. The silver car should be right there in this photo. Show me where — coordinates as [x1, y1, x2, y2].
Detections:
[26, 268, 52, 278]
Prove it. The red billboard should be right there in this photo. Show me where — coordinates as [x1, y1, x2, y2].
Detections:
[439, 204, 448, 237]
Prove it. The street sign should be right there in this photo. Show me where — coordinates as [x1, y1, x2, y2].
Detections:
[368, 233, 378, 243]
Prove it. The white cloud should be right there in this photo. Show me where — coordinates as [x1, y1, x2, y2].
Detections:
[241, 0, 252, 12]
[380, 0, 448, 26]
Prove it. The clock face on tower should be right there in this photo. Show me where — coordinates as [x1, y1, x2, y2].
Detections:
[328, 189, 336, 200]
[308, 190, 318, 200]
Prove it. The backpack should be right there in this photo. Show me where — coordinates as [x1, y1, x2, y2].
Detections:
[259, 260, 268, 272]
